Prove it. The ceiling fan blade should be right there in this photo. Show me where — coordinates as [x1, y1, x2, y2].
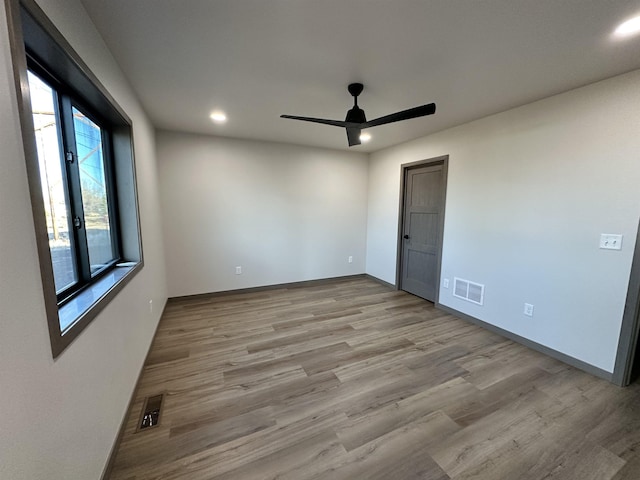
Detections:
[280, 115, 357, 128]
[346, 127, 361, 147]
[362, 103, 436, 129]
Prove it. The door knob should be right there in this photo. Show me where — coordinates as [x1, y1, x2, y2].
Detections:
[404, 234, 410, 239]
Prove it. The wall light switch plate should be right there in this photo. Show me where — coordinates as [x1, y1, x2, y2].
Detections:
[600, 234, 623, 250]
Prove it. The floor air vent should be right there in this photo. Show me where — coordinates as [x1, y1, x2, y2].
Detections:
[453, 277, 484, 305]
[137, 393, 165, 431]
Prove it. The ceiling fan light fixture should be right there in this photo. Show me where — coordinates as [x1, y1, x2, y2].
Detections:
[614, 15, 640, 38]
[359, 132, 371, 142]
[209, 111, 227, 123]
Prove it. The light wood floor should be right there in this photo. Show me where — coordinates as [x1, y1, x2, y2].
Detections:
[108, 276, 640, 480]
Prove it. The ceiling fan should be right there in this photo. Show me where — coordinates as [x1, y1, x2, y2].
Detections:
[281, 83, 436, 147]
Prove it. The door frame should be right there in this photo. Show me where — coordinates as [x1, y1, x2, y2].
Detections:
[395, 155, 449, 303]
[612, 218, 640, 386]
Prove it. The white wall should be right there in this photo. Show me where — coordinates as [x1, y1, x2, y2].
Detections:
[0, 1, 167, 479]
[157, 131, 368, 297]
[367, 70, 640, 373]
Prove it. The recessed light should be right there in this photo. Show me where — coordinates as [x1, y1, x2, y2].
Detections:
[614, 15, 640, 38]
[209, 111, 227, 123]
[360, 132, 371, 142]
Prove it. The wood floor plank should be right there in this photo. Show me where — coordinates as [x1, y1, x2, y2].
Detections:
[313, 411, 454, 480]
[208, 430, 346, 480]
[335, 377, 474, 451]
[107, 277, 640, 480]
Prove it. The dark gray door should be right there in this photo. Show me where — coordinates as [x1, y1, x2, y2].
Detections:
[400, 163, 445, 302]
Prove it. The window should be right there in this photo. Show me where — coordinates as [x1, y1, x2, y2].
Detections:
[8, 0, 143, 357]
[28, 69, 121, 307]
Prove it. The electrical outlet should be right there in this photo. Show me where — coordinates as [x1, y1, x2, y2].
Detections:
[443, 278, 450, 288]
[524, 303, 534, 317]
[235, 266, 242, 275]
[348, 256, 353, 264]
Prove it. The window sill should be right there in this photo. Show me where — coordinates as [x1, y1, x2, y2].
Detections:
[58, 262, 142, 339]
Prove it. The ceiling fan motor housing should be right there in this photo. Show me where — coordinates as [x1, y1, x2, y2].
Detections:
[346, 106, 366, 123]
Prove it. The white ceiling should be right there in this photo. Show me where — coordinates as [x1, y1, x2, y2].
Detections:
[79, 0, 640, 152]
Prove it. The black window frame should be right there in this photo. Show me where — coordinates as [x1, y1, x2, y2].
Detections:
[6, 0, 145, 357]
[27, 61, 124, 306]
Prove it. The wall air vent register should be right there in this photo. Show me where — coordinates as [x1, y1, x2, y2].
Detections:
[453, 277, 485, 305]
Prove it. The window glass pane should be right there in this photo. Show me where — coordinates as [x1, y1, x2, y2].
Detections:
[72, 107, 116, 274]
[28, 71, 78, 293]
